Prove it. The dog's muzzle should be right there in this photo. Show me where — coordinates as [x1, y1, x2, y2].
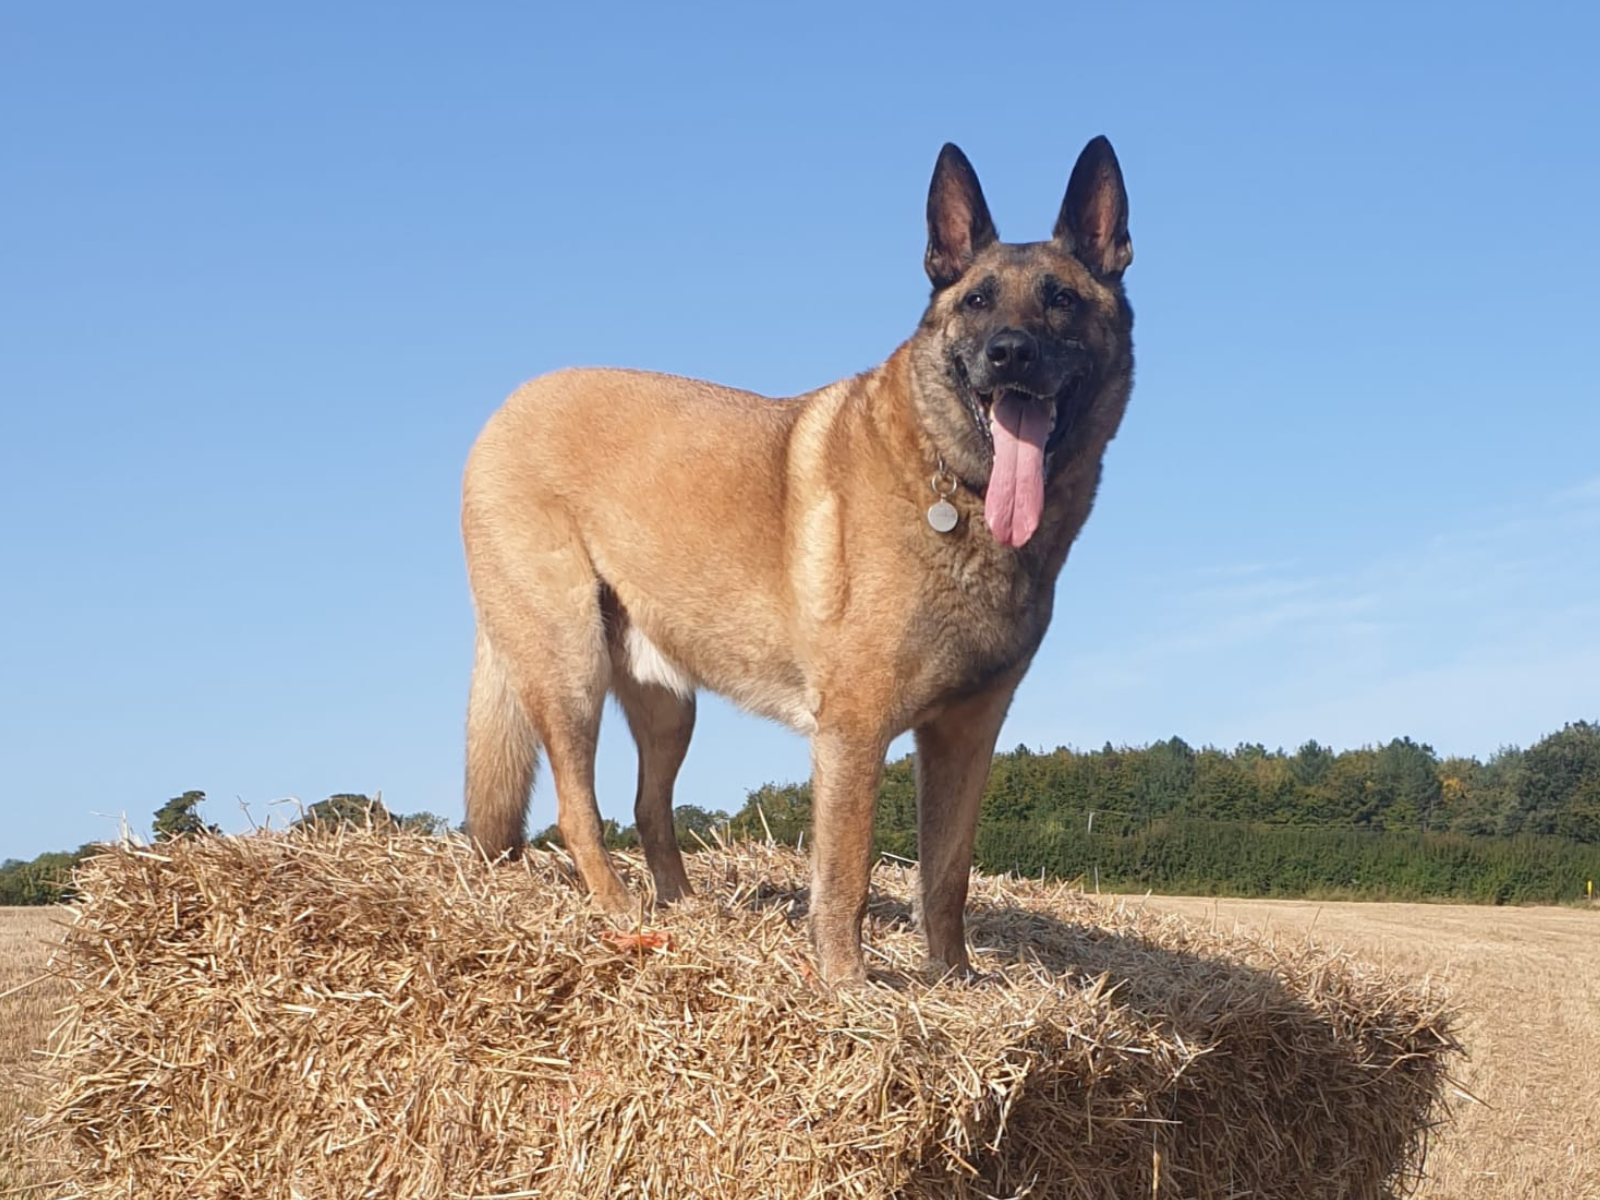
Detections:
[953, 357, 1088, 457]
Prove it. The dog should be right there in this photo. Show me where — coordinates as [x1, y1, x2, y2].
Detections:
[461, 136, 1135, 986]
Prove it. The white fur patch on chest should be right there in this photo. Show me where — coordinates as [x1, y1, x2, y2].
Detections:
[623, 626, 695, 699]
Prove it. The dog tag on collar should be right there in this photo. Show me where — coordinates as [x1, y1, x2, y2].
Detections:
[927, 499, 959, 533]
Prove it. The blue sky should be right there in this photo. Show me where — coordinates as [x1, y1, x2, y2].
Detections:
[3, 3, 1597, 859]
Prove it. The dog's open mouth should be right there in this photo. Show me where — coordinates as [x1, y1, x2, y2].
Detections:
[952, 364, 1086, 548]
[953, 362, 1083, 456]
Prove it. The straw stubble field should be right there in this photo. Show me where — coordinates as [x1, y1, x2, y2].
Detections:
[1121, 894, 1600, 1199]
[1, 907, 72, 1195]
[0, 848, 1594, 1198]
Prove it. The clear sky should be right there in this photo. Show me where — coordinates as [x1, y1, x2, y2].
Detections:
[3, 3, 1597, 860]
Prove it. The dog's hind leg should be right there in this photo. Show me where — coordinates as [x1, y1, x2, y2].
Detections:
[521, 597, 633, 917]
[541, 701, 633, 915]
[611, 648, 697, 903]
[464, 509, 632, 915]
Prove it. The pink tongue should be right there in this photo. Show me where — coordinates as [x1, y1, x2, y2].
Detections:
[984, 392, 1051, 548]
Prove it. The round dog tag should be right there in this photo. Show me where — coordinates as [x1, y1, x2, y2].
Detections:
[926, 499, 959, 533]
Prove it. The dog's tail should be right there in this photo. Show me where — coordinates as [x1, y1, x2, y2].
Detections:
[463, 626, 541, 859]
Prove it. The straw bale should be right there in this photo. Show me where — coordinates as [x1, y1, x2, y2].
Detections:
[33, 828, 1461, 1199]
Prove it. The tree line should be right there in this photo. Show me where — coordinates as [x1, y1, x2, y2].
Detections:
[0, 791, 450, 905]
[6, 721, 1598, 905]
[705, 720, 1600, 904]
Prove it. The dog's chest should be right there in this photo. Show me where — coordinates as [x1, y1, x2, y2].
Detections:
[901, 541, 1053, 695]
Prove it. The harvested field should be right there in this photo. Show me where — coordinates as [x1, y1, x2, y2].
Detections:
[11, 829, 1459, 1199]
[0, 907, 72, 1196]
[1113, 894, 1600, 1199]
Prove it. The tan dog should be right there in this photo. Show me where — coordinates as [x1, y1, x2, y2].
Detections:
[461, 136, 1135, 985]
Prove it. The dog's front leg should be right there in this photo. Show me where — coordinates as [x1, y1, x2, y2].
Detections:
[807, 724, 889, 987]
[912, 669, 1024, 976]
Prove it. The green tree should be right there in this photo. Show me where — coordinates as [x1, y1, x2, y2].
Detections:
[0, 844, 99, 905]
[530, 818, 641, 849]
[1436, 755, 1487, 834]
[294, 793, 394, 830]
[1373, 737, 1443, 831]
[1242, 747, 1296, 823]
[1555, 776, 1600, 844]
[1131, 736, 1197, 823]
[731, 781, 813, 845]
[1291, 740, 1335, 789]
[397, 811, 453, 836]
[1475, 746, 1527, 836]
[1516, 721, 1600, 837]
[1191, 747, 1254, 821]
[672, 804, 732, 849]
[152, 790, 219, 840]
[875, 758, 919, 856]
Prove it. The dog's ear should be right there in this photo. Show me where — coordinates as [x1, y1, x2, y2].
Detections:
[1054, 135, 1132, 281]
[925, 143, 998, 290]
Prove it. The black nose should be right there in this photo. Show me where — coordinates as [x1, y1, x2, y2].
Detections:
[985, 328, 1038, 372]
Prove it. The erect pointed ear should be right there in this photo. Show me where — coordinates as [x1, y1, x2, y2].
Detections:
[925, 143, 998, 290]
[1053, 135, 1132, 280]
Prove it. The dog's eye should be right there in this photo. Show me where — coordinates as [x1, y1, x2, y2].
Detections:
[1048, 289, 1080, 312]
[963, 291, 988, 310]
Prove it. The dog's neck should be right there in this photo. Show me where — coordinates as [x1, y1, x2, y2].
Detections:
[863, 344, 949, 481]
[860, 343, 1078, 553]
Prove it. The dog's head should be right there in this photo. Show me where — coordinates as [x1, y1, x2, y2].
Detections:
[910, 136, 1134, 548]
